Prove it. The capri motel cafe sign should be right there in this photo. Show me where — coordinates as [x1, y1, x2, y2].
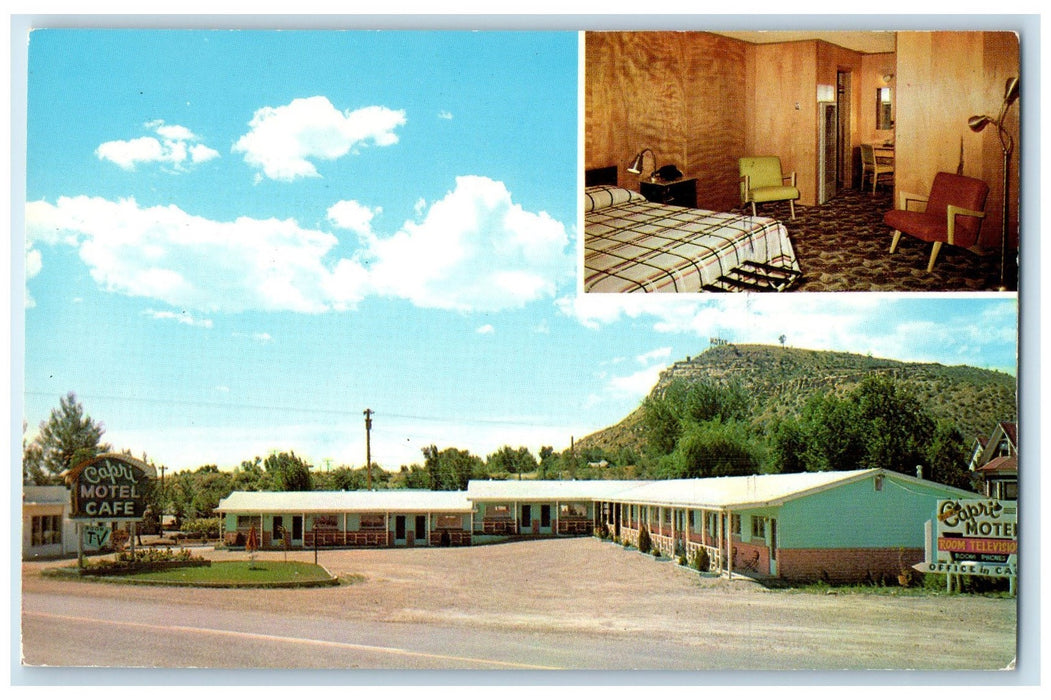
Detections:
[916, 498, 1018, 578]
[64, 453, 155, 521]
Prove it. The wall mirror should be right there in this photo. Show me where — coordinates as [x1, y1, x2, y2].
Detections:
[876, 87, 893, 130]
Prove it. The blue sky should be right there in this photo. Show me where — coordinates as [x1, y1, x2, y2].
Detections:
[20, 29, 1018, 473]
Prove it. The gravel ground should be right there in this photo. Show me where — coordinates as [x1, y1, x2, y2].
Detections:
[21, 537, 1018, 671]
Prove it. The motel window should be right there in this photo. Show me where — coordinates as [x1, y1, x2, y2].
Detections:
[751, 517, 766, 540]
[436, 514, 461, 529]
[313, 514, 338, 530]
[31, 514, 62, 546]
[236, 515, 257, 530]
[663, 509, 671, 525]
[359, 514, 385, 530]
[731, 514, 741, 536]
[488, 504, 511, 518]
[690, 510, 698, 530]
[560, 503, 588, 518]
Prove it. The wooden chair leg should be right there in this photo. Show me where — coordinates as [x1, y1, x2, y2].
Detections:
[750, 202, 757, 217]
[889, 230, 902, 253]
[926, 242, 942, 273]
[789, 200, 795, 219]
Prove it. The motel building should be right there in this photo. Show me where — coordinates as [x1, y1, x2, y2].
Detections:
[23, 485, 79, 559]
[217, 469, 977, 584]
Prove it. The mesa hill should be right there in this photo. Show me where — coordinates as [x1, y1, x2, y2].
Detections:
[578, 343, 1016, 456]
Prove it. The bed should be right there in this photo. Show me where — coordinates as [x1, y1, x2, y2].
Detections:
[584, 168, 801, 293]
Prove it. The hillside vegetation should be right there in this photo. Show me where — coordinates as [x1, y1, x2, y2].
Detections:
[578, 343, 1016, 459]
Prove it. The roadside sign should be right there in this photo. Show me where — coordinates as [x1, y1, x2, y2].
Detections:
[915, 499, 1018, 582]
[64, 453, 156, 521]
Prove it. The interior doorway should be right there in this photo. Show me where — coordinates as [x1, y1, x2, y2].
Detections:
[818, 101, 838, 204]
[837, 70, 852, 190]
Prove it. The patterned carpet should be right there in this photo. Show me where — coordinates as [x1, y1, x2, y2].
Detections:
[737, 188, 1016, 292]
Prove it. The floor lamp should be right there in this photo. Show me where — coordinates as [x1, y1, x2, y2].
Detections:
[968, 77, 1020, 291]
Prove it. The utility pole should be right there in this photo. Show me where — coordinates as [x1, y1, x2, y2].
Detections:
[363, 408, 373, 491]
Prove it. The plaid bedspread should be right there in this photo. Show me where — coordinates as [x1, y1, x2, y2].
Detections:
[584, 189, 800, 293]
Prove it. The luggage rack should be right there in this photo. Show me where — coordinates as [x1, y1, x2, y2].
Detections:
[702, 261, 802, 292]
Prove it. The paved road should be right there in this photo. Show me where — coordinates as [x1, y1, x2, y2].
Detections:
[22, 588, 724, 671]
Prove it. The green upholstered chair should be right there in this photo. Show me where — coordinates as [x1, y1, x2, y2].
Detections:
[884, 172, 989, 273]
[739, 156, 801, 219]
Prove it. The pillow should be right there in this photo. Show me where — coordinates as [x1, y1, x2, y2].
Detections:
[584, 185, 646, 212]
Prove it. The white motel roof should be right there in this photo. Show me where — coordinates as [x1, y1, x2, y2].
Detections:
[466, 479, 649, 501]
[605, 469, 972, 509]
[217, 490, 473, 514]
[216, 470, 972, 515]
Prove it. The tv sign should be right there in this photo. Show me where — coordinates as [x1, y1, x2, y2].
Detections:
[65, 453, 156, 521]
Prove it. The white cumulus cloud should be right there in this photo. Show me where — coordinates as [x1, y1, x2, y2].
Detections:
[25, 175, 570, 317]
[96, 120, 219, 171]
[364, 176, 570, 312]
[25, 196, 368, 314]
[232, 96, 406, 181]
[327, 200, 381, 237]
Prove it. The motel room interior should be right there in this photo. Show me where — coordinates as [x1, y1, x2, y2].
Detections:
[584, 30, 1021, 292]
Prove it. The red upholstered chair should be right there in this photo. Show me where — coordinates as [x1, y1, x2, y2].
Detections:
[884, 172, 989, 272]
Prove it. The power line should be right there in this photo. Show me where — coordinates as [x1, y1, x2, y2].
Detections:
[22, 390, 575, 430]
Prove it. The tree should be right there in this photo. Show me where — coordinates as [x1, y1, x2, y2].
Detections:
[263, 451, 313, 491]
[851, 374, 935, 474]
[486, 445, 539, 479]
[660, 419, 761, 479]
[926, 422, 975, 490]
[767, 418, 809, 474]
[798, 393, 866, 472]
[24, 392, 111, 484]
[423, 445, 484, 491]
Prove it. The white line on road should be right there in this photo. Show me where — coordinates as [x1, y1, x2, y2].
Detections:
[25, 611, 562, 670]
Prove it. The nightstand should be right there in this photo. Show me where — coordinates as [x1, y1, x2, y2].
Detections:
[639, 177, 697, 209]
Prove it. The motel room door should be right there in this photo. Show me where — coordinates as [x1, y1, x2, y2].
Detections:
[520, 505, 533, 534]
[769, 518, 778, 577]
[395, 515, 407, 545]
[291, 515, 303, 546]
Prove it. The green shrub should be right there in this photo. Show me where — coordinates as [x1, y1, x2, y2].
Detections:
[182, 517, 221, 539]
[84, 547, 204, 574]
[692, 547, 711, 572]
[637, 526, 652, 554]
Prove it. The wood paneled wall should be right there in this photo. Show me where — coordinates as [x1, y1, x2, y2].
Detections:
[585, 32, 748, 212]
[586, 30, 1019, 246]
[748, 41, 819, 205]
[895, 31, 1020, 249]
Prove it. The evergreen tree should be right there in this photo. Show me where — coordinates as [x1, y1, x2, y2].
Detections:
[24, 392, 110, 484]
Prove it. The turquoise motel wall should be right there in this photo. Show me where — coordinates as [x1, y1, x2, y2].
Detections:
[775, 473, 949, 550]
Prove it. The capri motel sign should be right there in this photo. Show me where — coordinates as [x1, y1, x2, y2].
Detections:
[915, 499, 1017, 591]
[66, 453, 155, 519]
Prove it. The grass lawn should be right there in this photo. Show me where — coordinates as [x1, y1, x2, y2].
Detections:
[115, 560, 336, 587]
